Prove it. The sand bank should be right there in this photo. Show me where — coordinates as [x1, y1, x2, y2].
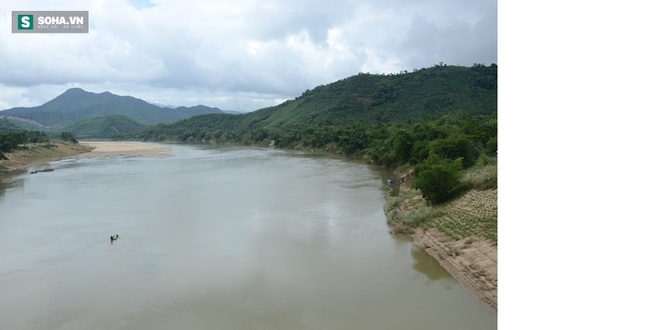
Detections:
[0, 142, 93, 173]
[80, 141, 171, 156]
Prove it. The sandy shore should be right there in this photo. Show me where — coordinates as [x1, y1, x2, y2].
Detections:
[0, 141, 171, 173]
[387, 170, 498, 311]
[0, 142, 93, 173]
[80, 141, 171, 156]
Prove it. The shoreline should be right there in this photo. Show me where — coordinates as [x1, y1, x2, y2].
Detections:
[386, 169, 498, 311]
[79, 141, 172, 156]
[410, 228, 498, 311]
[0, 141, 172, 174]
[0, 142, 93, 173]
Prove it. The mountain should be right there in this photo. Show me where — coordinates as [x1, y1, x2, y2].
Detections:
[59, 115, 147, 139]
[131, 64, 497, 141]
[0, 88, 228, 130]
[250, 64, 497, 127]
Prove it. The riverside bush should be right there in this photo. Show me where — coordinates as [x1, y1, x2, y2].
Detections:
[413, 156, 467, 204]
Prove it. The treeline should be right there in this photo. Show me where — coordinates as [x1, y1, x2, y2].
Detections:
[0, 131, 79, 160]
[126, 63, 498, 204]
[0, 130, 50, 159]
[270, 113, 497, 204]
[130, 112, 496, 204]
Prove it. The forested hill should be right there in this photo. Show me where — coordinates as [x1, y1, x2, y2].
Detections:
[59, 115, 147, 139]
[1, 88, 227, 130]
[0, 118, 21, 132]
[257, 63, 497, 126]
[131, 64, 497, 141]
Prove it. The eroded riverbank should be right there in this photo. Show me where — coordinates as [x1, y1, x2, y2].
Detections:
[385, 169, 498, 311]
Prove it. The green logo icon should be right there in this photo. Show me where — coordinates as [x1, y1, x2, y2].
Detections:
[18, 15, 33, 30]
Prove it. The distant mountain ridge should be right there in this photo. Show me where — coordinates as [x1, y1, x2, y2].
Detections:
[0, 88, 229, 130]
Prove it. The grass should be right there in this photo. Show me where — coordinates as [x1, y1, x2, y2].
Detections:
[386, 172, 497, 244]
[384, 158, 497, 244]
[461, 163, 497, 190]
[400, 206, 446, 228]
[385, 196, 401, 210]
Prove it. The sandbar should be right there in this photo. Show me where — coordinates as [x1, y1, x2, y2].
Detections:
[80, 141, 171, 156]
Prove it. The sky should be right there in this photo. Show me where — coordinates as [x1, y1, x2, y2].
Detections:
[0, 0, 497, 112]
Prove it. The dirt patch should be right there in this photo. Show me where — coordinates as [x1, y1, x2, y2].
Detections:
[386, 169, 498, 311]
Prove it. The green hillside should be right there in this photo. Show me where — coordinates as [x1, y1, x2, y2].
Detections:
[0, 118, 22, 132]
[255, 63, 496, 127]
[131, 64, 497, 142]
[60, 115, 147, 139]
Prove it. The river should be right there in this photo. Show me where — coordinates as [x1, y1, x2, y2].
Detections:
[0, 144, 496, 329]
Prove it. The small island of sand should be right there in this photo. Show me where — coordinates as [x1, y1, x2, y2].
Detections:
[80, 141, 172, 156]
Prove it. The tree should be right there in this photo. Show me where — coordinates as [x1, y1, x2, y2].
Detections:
[413, 156, 466, 204]
[59, 131, 78, 143]
[392, 129, 413, 164]
[428, 137, 479, 168]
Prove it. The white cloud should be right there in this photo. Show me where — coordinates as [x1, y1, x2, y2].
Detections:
[0, 0, 497, 111]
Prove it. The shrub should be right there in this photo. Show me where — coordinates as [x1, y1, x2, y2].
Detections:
[461, 163, 497, 190]
[413, 156, 467, 204]
[428, 137, 479, 168]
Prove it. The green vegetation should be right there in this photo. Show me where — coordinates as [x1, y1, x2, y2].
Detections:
[129, 64, 496, 141]
[128, 64, 497, 207]
[3, 63, 498, 243]
[385, 185, 498, 244]
[0, 118, 21, 132]
[461, 156, 497, 190]
[0, 129, 84, 160]
[60, 115, 146, 139]
[59, 131, 78, 143]
[0, 130, 50, 159]
[413, 157, 467, 204]
[5, 63, 497, 216]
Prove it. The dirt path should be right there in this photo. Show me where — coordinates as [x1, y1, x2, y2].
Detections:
[386, 169, 498, 311]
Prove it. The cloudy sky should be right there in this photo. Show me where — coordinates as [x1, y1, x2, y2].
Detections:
[0, 0, 497, 112]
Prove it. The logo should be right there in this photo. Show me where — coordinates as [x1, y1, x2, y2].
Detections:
[12, 11, 88, 34]
[17, 14, 33, 30]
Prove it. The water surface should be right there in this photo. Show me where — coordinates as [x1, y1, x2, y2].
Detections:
[0, 144, 496, 329]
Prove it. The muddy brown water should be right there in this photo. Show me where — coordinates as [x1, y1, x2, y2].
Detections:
[0, 144, 496, 329]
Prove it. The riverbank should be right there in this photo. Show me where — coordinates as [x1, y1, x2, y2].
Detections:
[0, 141, 170, 173]
[385, 168, 498, 311]
[0, 142, 93, 173]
